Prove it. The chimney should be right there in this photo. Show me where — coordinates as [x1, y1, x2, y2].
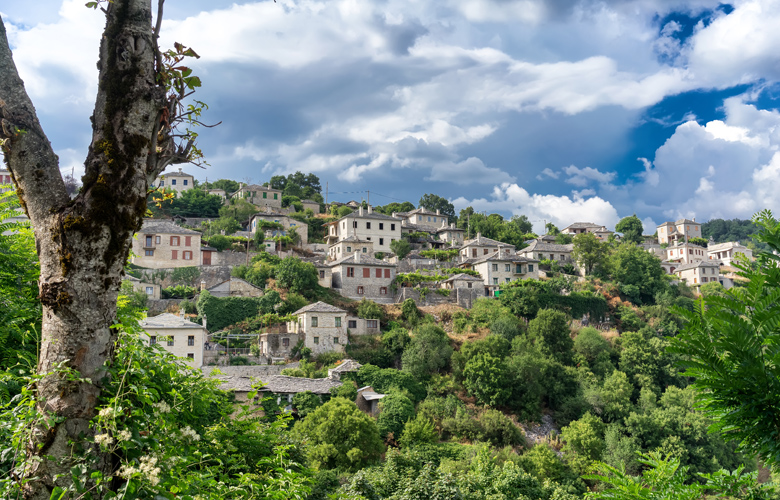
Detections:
[392, 212, 397, 218]
[200, 280, 207, 291]
[367, 205, 372, 214]
[359, 206, 364, 216]
[476, 232, 481, 239]
[202, 315, 207, 331]
[178, 167, 183, 174]
[354, 251, 360, 263]
[436, 209, 440, 215]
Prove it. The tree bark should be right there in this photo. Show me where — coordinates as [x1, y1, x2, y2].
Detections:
[0, 1, 171, 497]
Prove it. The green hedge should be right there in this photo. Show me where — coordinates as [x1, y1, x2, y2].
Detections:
[196, 290, 263, 332]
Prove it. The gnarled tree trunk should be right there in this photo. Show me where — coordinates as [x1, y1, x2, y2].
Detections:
[0, 1, 181, 497]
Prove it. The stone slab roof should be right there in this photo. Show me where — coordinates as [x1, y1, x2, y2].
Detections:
[140, 313, 204, 329]
[519, 239, 574, 253]
[461, 234, 509, 248]
[258, 375, 343, 394]
[470, 250, 539, 265]
[563, 222, 604, 230]
[442, 273, 483, 282]
[674, 260, 721, 272]
[328, 359, 362, 374]
[338, 211, 397, 222]
[330, 254, 396, 267]
[338, 235, 373, 243]
[293, 301, 346, 315]
[140, 219, 201, 235]
[708, 241, 748, 252]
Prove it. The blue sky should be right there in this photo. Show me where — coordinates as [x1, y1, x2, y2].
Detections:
[3, 0, 780, 233]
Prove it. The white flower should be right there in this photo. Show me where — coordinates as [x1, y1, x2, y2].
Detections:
[94, 433, 113, 447]
[98, 407, 113, 418]
[117, 429, 132, 442]
[180, 426, 200, 442]
[117, 464, 137, 479]
[139, 455, 161, 486]
[152, 401, 171, 414]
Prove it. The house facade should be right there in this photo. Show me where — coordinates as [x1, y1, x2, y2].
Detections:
[666, 241, 707, 265]
[140, 313, 207, 367]
[657, 218, 702, 245]
[249, 211, 309, 246]
[301, 200, 321, 214]
[330, 252, 397, 303]
[235, 184, 283, 210]
[326, 205, 401, 254]
[392, 208, 449, 231]
[674, 260, 721, 287]
[132, 220, 202, 268]
[287, 302, 348, 355]
[516, 239, 574, 264]
[155, 168, 195, 194]
[207, 277, 263, 298]
[461, 251, 539, 297]
[561, 222, 613, 240]
[459, 233, 516, 261]
[328, 235, 374, 261]
[124, 276, 161, 300]
[707, 241, 753, 266]
[436, 222, 465, 247]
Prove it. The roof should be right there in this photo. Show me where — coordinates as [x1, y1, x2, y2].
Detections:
[461, 234, 514, 248]
[357, 386, 386, 401]
[328, 359, 362, 374]
[300, 199, 320, 204]
[436, 225, 464, 233]
[442, 273, 483, 282]
[237, 184, 281, 193]
[330, 254, 395, 267]
[470, 250, 539, 265]
[140, 313, 204, 329]
[337, 211, 397, 222]
[139, 219, 201, 235]
[213, 376, 258, 392]
[519, 239, 574, 253]
[292, 301, 346, 315]
[674, 260, 720, 272]
[258, 375, 342, 394]
[158, 169, 193, 178]
[563, 222, 605, 230]
[708, 241, 749, 252]
[207, 277, 263, 292]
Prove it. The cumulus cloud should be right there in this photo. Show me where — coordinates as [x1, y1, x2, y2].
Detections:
[563, 165, 616, 187]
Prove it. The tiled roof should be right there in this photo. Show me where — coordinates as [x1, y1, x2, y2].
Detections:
[442, 273, 483, 282]
[140, 313, 204, 329]
[258, 375, 343, 394]
[292, 301, 346, 315]
[461, 234, 513, 248]
[330, 254, 395, 267]
[139, 220, 200, 235]
[519, 239, 574, 253]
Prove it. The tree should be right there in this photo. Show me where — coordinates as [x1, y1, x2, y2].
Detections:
[208, 178, 239, 194]
[220, 197, 258, 223]
[293, 398, 384, 471]
[615, 214, 644, 244]
[418, 193, 455, 221]
[0, 2, 207, 494]
[608, 242, 667, 304]
[401, 324, 453, 381]
[545, 222, 561, 235]
[275, 257, 319, 297]
[390, 238, 412, 259]
[527, 309, 574, 365]
[376, 391, 415, 439]
[571, 232, 608, 275]
[463, 353, 511, 406]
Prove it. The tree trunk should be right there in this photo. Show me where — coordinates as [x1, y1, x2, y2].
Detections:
[0, 1, 172, 497]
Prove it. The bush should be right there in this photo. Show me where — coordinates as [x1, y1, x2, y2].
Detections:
[490, 315, 524, 341]
[402, 324, 452, 382]
[399, 415, 438, 448]
[330, 382, 358, 401]
[196, 290, 263, 332]
[208, 234, 232, 251]
[357, 299, 385, 321]
[161, 285, 196, 299]
[292, 391, 323, 417]
[377, 391, 415, 439]
[401, 298, 420, 324]
[477, 409, 525, 448]
[229, 356, 249, 366]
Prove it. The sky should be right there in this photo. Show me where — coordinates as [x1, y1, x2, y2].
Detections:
[3, 0, 780, 234]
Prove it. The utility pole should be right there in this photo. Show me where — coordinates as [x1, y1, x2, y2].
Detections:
[367, 190, 370, 206]
[325, 182, 328, 205]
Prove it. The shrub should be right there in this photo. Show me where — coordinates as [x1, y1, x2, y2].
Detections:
[292, 391, 323, 417]
[377, 391, 415, 439]
[230, 356, 249, 366]
[477, 409, 525, 448]
[357, 299, 385, 321]
[208, 234, 232, 251]
[402, 324, 452, 382]
[401, 298, 420, 324]
[196, 290, 263, 332]
[399, 415, 438, 448]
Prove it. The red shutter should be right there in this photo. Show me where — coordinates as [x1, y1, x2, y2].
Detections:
[376, 268, 381, 278]
[172, 250, 178, 260]
[170, 236, 175, 245]
[185, 236, 192, 246]
[384, 269, 390, 278]
[363, 268, 370, 278]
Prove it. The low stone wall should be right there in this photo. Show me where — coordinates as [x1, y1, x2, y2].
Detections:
[138, 265, 234, 289]
[147, 298, 185, 315]
[394, 286, 481, 309]
[212, 250, 259, 267]
[396, 261, 439, 274]
[201, 362, 299, 378]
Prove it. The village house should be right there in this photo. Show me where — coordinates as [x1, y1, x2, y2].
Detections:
[707, 241, 753, 266]
[392, 208, 449, 231]
[327, 359, 362, 380]
[328, 235, 374, 261]
[440, 273, 484, 291]
[258, 327, 299, 359]
[356, 386, 386, 416]
[140, 312, 207, 368]
[325, 205, 401, 254]
[666, 241, 707, 265]
[249, 211, 309, 246]
[124, 275, 161, 300]
[204, 188, 227, 201]
[154, 167, 195, 194]
[330, 252, 397, 303]
[674, 260, 721, 288]
[258, 375, 343, 410]
[286, 302, 348, 356]
[516, 238, 574, 264]
[234, 184, 283, 210]
[459, 233, 516, 261]
[300, 199, 321, 214]
[0, 168, 11, 184]
[314, 262, 332, 288]
[436, 222, 465, 247]
[561, 222, 613, 240]
[206, 277, 263, 298]
[131, 220, 202, 268]
[460, 251, 539, 297]
[657, 218, 702, 245]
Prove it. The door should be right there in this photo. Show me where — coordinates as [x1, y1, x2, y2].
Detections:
[202, 251, 211, 266]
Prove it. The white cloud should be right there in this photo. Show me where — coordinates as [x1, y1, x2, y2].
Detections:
[563, 165, 616, 187]
[427, 157, 516, 185]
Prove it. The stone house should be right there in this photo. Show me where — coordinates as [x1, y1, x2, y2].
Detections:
[258, 328, 300, 359]
[206, 277, 263, 298]
[287, 302, 348, 355]
[392, 208, 449, 231]
[258, 375, 343, 409]
[707, 241, 753, 266]
[461, 251, 539, 297]
[516, 239, 573, 264]
[328, 235, 374, 261]
[657, 218, 702, 245]
[674, 260, 721, 287]
[204, 188, 227, 200]
[325, 205, 402, 254]
[561, 222, 613, 240]
[301, 199, 321, 214]
[140, 313, 207, 367]
[356, 386, 386, 416]
[132, 220, 202, 268]
[459, 233, 516, 260]
[124, 275, 161, 300]
[249, 211, 309, 246]
[666, 241, 707, 265]
[330, 252, 397, 303]
[234, 184, 283, 210]
[436, 222, 465, 247]
[314, 262, 332, 288]
[440, 273, 484, 291]
[154, 167, 195, 194]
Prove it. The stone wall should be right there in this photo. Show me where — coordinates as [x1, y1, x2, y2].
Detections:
[394, 286, 481, 309]
[201, 362, 299, 378]
[147, 298, 185, 315]
[212, 250, 259, 267]
[396, 260, 439, 274]
[138, 265, 234, 289]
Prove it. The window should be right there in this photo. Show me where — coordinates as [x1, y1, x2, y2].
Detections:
[347, 267, 355, 277]
[492, 264, 498, 272]
[384, 269, 390, 278]
[183, 251, 192, 260]
[145, 249, 154, 256]
[274, 193, 278, 200]
[183, 179, 188, 186]
[484, 249, 489, 255]
[363, 268, 370, 278]
[418, 215, 422, 221]
[376, 268, 382, 278]
[187, 353, 194, 359]
[472, 249, 477, 257]
[505, 264, 511, 272]
[379, 223, 384, 230]
[550, 254, 554, 260]
[263, 192, 267, 198]
[282, 338, 290, 347]
[391, 224, 396, 231]
[433, 217, 437, 222]
[528, 264, 534, 272]
[380, 287, 387, 295]
[312, 316, 318, 327]
[170, 236, 180, 246]
[427, 216, 431, 222]
[185, 236, 191, 246]
[167, 336, 174, 346]
[145, 286, 154, 295]
[171, 250, 178, 260]
[346, 246, 352, 252]
[516, 265, 522, 274]
[155, 236, 161, 244]
[348, 320, 357, 328]
[362, 247, 367, 253]
[379, 238, 384, 245]
[335, 317, 342, 327]
[505, 278, 511, 283]
[353, 221, 358, 228]
[313, 337, 319, 344]
[367, 320, 378, 328]
[150, 336, 157, 345]
[357, 286, 364, 295]
[159, 180, 164, 187]
[366, 222, 371, 229]
[560, 254, 565, 260]
[188, 336, 194, 346]
[366, 237, 371, 241]
[171, 179, 177, 185]
[319, 270, 325, 279]
[493, 278, 499, 285]
[145, 235, 153, 246]
[334, 337, 339, 344]
[467, 283, 473, 288]
[342, 222, 346, 230]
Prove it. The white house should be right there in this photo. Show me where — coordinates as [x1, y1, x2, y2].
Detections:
[140, 313, 207, 368]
